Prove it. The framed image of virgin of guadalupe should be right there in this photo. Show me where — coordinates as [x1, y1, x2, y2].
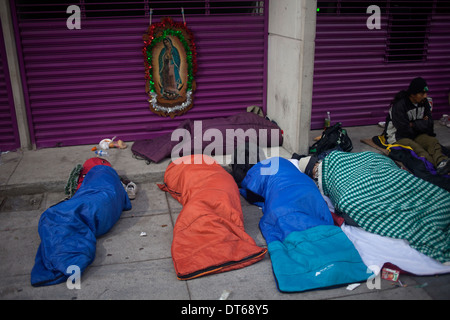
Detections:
[143, 17, 197, 118]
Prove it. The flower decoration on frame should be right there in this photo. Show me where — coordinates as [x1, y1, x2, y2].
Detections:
[143, 17, 198, 118]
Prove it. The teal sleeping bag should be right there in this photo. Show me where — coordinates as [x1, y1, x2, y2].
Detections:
[31, 165, 131, 287]
[240, 157, 371, 292]
[268, 225, 371, 292]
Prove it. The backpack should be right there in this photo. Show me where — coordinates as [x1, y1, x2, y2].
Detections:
[309, 122, 353, 155]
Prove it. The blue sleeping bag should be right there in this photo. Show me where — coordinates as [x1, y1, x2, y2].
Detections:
[31, 165, 131, 287]
[240, 157, 371, 292]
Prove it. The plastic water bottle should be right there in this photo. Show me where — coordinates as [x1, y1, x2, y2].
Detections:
[95, 150, 109, 157]
[324, 111, 331, 129]
[427, 97, 433, 111]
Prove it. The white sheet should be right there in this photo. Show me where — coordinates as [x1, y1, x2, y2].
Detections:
[341, 223, 450, 276]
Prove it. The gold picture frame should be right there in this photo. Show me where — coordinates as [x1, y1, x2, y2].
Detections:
[144, 17, 197, 118]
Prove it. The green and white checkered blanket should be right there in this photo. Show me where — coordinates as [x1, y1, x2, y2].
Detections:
[322, 151, 450, 263]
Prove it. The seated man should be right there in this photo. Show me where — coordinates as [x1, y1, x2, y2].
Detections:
[382, 77, 449, 175]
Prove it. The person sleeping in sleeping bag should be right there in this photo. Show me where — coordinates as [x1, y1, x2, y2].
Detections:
[158, 154, 267, 281]
[31, 159, 131, 287]
[295, 150, 450, 265]
[233, 151, 371, 292]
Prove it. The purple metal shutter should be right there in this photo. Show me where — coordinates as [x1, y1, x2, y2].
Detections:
[312, 1, 450, 130]
[11, 1, 268, 148]
[0, 19, 20, 151]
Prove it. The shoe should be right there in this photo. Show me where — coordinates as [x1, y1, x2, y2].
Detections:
[126, 182, 137, 200]
[436, 159, 450, 175]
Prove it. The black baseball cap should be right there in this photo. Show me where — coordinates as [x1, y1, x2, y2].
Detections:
[408, 77, 429, 95]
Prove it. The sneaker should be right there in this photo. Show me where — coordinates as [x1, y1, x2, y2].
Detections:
[436, 159, 450, 175]
[126, 182, 137, 200]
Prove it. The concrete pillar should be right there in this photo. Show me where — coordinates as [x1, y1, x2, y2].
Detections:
[267, 0, 316, 154]
[0, 0, 32, 150]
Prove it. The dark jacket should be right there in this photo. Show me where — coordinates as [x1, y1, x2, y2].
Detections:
[384, 94, 434, 144]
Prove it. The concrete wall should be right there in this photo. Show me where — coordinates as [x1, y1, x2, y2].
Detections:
[267, 0, 316, 155]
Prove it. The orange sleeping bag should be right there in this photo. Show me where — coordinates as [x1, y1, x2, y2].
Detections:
[158, 154, 267, 280]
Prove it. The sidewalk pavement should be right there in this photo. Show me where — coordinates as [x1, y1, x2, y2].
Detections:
[0, 124, 449, 300]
